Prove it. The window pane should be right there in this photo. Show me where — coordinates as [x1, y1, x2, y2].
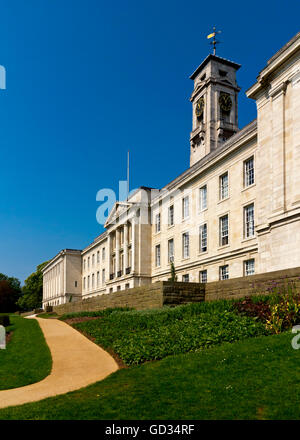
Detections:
[220, 265, 229, 280]
[200, 186, 207, 210]
[168, 239, 174, 262]
[183, 197, 189, 218]
[220, 173, 228, 199]
[155, 245, 161, 267]
[244, 157, 254, 187]
[168, 205, 174, 226]
[200, 270, 207, 283]
[200, 224, 207, 252]
[220, 215, 229, 246]
[245, 259, 255, 276]
[183, 233, 189, 258]
[244, 204, 255, 237]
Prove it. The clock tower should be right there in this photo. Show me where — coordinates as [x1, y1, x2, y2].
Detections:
[189, 54, 241, 166]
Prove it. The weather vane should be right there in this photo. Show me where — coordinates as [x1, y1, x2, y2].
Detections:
[207, 26, 222, 55]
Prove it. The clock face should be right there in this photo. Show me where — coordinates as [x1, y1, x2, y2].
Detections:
[195, 97, 204, 118]
[219, 93, 232, 112]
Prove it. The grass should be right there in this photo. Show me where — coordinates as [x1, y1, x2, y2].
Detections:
[0, 315, 52, 390]
[0, 331, 299, 419]
[68, 301, 269, 365]
[37, 312, 58, 319]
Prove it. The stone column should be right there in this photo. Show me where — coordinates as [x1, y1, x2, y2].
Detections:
[131, 219, 135, 273]
[116, 228, 120, 277]
[107, 233, 111, 278]
[270, 83, 287, 215]
[124, 223, 128, 272]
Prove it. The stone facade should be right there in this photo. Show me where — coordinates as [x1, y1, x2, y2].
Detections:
[43, 32, 300, 308]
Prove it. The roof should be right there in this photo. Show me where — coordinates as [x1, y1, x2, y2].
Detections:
[190, 54, 241, 80]
[42, 249, 82, 273]
[159, 119, 257, 194]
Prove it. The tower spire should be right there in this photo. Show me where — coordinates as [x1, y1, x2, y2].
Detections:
[207, 26, 221, 55]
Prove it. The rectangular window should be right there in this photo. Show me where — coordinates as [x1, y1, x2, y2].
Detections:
[83, 277, 86, 290]
[102, 269, 105, 284]
[220, 215, 229, 246]
[182, 196, 189, 219]
[155, 244, 161, 267]
[245, 259, 255, 276]
[87, 275, 90, 290]
[168, 239, 174, 263]
[220, 172, 229, 200]
[125, 283, 130, 289]
[220, 265, 229, 280]
[75, 281, 77, 288]
[92, 254, 95, 266]
[244, 157, 254, 187]
[117, 286, 121, 291]
[97, 271, 100, 287]
[97, 251, 100, 264]
[199, 270, 207, 283]
[182, 274, 189, 282]
[182, 232, 189, 258]
[102, 247, 105, 260]
[92, 273, 94, 289]
[88, 257, 90, 269]
[155, 213, 161, 233]
[199, 223, 207, 252]
[244, 203, 255, 238]
[199, 185, 207, 211]
[83, 259, 86, 271]
[168, 205, 174, 226]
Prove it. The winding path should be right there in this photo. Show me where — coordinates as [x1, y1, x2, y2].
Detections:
[0, 317, 118, 409]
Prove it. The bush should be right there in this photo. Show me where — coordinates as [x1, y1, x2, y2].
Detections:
[60, 307, 132, 321]
[73, 302, 268, 366]
[233, 297, 271, 322]
[233, 281, 300, 334]
[0, 315, 10, 327]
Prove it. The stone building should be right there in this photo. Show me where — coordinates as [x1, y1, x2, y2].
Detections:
[42, 32, 300, 308]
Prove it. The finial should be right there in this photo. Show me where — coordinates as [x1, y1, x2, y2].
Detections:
[207, 26, 222, 55]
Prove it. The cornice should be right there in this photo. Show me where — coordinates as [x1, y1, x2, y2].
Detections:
[247, 32, 300, 99]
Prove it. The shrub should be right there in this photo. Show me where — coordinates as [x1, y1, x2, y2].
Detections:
[233, 281, 300, 334]
[60, 307, 132, 321]
[233, 297, 271, 322]
[0, 315, 10, 327]
[73, 302, 267, 366]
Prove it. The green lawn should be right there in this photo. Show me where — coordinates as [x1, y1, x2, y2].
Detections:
[0, 316, 52, 390]
[0, 331, 299, 419]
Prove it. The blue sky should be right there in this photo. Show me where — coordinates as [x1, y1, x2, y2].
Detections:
[0, 0, 299, 283]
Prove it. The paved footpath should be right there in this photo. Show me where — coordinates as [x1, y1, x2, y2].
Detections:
[0, 317, 118, 409]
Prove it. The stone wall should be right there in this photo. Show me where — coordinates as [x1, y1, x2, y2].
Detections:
[53, 266, 300, 315]
[162, 281, 205, 305]
[53, 281, 205, 316]
[205, 267, 300, 301]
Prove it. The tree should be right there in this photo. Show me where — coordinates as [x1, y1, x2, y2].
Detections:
[170, 261, 177, 282]
[0, 275, 22, 312]
[17, 261, 49, 311]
